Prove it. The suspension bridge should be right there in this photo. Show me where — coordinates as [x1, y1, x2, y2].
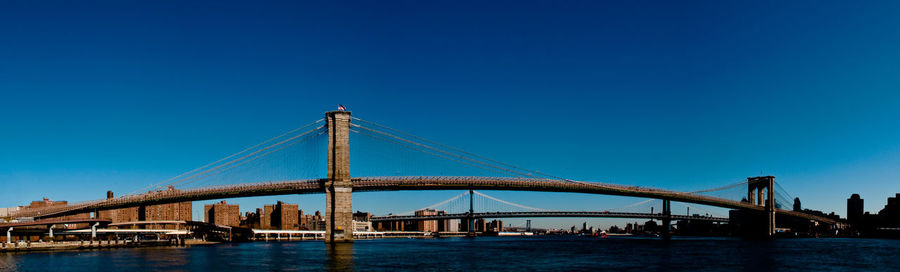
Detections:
[369, 190, 728, 225]
[7, 110, 837, 242]
[371, 212, 728, 222]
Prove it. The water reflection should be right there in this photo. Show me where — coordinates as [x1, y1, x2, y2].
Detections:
[326, 243, 354, 271]
[3, 237, 899, 271]
[0, 253, 19, 272]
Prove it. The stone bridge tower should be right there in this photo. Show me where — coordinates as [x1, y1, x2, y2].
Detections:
[325, 111, 353, 243]
[747, 176, 775, 238]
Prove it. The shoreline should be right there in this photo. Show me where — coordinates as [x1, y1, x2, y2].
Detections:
[0, 239, 219, 253]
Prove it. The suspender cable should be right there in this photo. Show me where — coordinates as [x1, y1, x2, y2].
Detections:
[353, 117, 573, 181]
[180, 127, 327, 188]
[472, 191, 548, 211]
[350, 127, 533, 178]
[166, 125, 325, 188]
[125, 118, 324, 196]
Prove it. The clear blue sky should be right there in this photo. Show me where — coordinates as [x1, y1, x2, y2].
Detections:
[2, 1, 900, 229]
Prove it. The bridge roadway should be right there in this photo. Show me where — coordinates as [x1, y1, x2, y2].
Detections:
[370, 211, 729, 222]
[13, 176, 836, 224]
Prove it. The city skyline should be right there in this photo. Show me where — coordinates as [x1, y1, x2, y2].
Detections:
[4, 1, 900, 229]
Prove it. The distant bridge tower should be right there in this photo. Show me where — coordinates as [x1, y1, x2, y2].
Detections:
[467, 189, 475, 236]
[747, 176, 775, 238]
[661, 199, 671, 239]
[325, 111, 353, 243]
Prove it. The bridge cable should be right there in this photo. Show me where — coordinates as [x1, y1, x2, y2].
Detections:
[18, 120, 326, 217]
[124, 118, 324, 196]
[687, 180, 749, 194]
[162, 125, 325, 189]
[178, 127, 327, 188]
[608, 199, 658, 213]
[350, 128, 522, 178]
[774, 181, 795, 202]
[392, 191, 471, 215]
[353, 117, 574, 181]
[351, 125, 537, 178]
[472, 191, 549, 211]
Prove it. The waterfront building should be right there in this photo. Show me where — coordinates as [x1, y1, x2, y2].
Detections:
[438, 215, 459, 232]
[644, 220, 658, 233]
[299, 210, 326, 230]
[487, 220, 504, 232]
[98, 188, 192, 229]
[241, 209, 263, 229]
[474, 218, 488, 232]
[624, 222, 644, 234]
[348, 211, 374, 232]
[848, 194, 864, 223]
[878, 193, 900, 227]
[205, 200, 240, 227]
[261, 201, 299, 230]
[23, 198, 91, 225]
[353, 220, 373, 231]
[415, 208, 439, 232]
[353, 211, 371, 222]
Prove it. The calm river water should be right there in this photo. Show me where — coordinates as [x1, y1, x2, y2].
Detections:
[2, 236, 899, 271]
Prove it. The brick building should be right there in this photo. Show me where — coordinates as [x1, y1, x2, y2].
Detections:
[256, 201, 299, 230]
[98, 189, 192, 229]
[300, 209, 325, 230]
[241, 209, 263, 229]
[205, 200, 240, 227]
[25, 198, 91, 223]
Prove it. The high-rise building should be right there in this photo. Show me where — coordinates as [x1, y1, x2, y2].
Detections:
[848, 194, 864, 223]
[793, 197, 802, 212]
[143, 201, 192, 223]
[205, 200, 240, 227]
[260, 201, 299, 230]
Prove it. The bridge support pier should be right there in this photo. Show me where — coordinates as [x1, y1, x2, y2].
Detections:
[325, 111, 354, 243]
[661, 199, 671, 239]
[6, 227, 11, 244]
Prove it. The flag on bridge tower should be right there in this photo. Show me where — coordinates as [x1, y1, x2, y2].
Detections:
[338, 104, 346, 111]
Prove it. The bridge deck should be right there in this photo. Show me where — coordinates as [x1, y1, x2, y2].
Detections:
[10, 176, 835, 224]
